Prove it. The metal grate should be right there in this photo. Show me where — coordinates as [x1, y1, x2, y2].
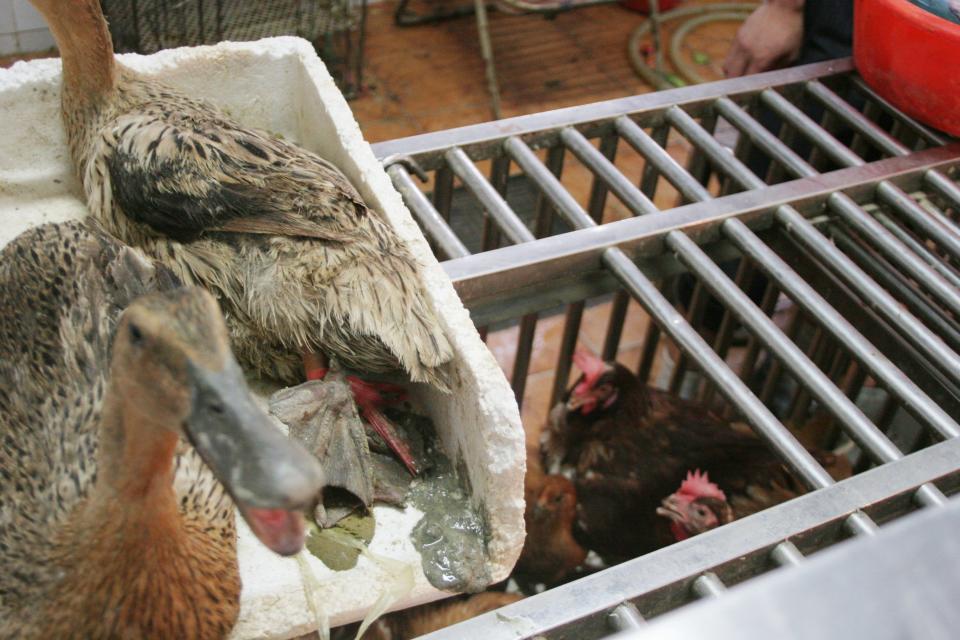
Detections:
[372, 59, 960, 638]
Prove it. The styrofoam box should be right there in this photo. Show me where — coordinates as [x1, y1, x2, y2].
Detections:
[0, 37, 525, 639]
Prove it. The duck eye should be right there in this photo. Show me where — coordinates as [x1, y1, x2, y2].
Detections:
[129, 323, 143, 345]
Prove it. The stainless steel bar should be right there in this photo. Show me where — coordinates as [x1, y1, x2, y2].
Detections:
[736, 280, 780, 393]
[561, 127, 659, 215]
[770, 540, 805, 567]
[727, 91, 960, 266]
[804, 80, 909, 158]
[627, 497, 960, 640]
[828, 228, 960, 353]
[554, 137, 620, 405]
[609, 602, 646, 631]
[687, 111, 719, 189]
[417, 436, 960, 640]
[432, 165, 454, 220]
[637, 321, 662, 384]
[639, 124, 671, 199]
[386, 164, 470, 259]
[693, 573, 728, 598]
[603, 291, 631, 361]
[663, 106, 960, 445]
[552, 303, 585, 407]
[756, 91, 960, 305]
[874, 212, 960, 289]
[849, 76, 946, 147]
[826, 191, 960, 318]
[670, 231, 938, 481]
[874, 182, 960, 262]
[700, 260, 754, 405]
[616, 116, 713, 200]
[372, 59, 856, 165]
[445, 147, 536, 245]
[504, 134, 846, 500]
[760, 89, 865, 168]
[511, 313, 538, 405]
[668, 281, 708, 394]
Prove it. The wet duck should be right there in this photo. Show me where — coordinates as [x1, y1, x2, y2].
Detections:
[0, 221, 325, 639]
[29, 0, 454, 474]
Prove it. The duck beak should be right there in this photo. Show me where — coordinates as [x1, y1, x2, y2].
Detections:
[184, 358, 325, 556]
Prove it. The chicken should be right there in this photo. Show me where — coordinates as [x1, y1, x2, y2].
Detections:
[29, 0, 453, 475]
[354, 592, 524, 639]
[513, 473, 588, 588]
[542, 350, 851, 562]
[656, 470, 735, 541]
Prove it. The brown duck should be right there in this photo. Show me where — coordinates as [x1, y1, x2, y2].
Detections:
[0, 221, 325, 638]
[29, 0, 454, 473]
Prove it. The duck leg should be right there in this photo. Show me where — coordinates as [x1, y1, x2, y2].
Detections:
[303, 352, 421, 476]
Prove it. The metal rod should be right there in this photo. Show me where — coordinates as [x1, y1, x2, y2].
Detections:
[669, 230, 931, 473]
[608, 602, 646, 631]
[446, 147, 536, 245]
[386, 164, 470, 259]
[873, 212, 960, 290]
[432, 165, 454, 220]
[829, 227, 960, 353]
[849, 76, 946, 147]
[693, 573, 728, 598]
[826, 191, 960, 318]
[770, 540, 805, 567]
[503, 136, 862, 507]
[663, 104, 960, 438]
[511, 313, 539, 406]
[726, 91, 960, 266]
[561, 127, 659, 215]
[640, 124, 671, 199]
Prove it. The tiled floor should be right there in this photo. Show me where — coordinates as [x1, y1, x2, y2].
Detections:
[351, 0, 740, 142]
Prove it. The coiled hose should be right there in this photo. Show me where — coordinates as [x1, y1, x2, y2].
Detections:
[628, 2, 760, 89]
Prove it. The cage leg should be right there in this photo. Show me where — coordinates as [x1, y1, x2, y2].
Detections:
[474, 0, 503, 119]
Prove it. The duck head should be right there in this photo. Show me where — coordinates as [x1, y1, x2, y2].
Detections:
[110, 287, 325, 556]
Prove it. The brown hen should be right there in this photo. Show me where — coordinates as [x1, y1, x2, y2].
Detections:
[542, 350, 851, 563]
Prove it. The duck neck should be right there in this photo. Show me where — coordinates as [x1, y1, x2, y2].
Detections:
[39, 0, 118, 110]
[89, 389, 183, 534]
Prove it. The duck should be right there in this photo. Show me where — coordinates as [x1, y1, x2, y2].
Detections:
[0, 221, 325, 639]
[28, 0, 454, 474]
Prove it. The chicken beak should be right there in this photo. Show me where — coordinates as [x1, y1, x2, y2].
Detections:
[566, 393, 596, 414]
[184, 358, 325, 556]
[656, 494, 684, 523]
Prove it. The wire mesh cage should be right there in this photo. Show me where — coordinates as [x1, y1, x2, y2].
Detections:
[101, 0, 367, 96]
[371, 59, 960, 638]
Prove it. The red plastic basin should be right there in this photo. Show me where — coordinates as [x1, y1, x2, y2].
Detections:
[620, 0, 681, 14]
[855, 0, 960, 136]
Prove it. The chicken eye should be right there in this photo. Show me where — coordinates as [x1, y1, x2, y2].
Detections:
[695, 506, 709, 517]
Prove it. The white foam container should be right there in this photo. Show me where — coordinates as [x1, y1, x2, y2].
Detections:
[0, 37, 525, 639]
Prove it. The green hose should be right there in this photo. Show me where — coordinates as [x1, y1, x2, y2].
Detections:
[628, 2, 760, 89]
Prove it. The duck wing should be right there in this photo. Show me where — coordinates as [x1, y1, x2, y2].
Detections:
[104, 114, 359, 244]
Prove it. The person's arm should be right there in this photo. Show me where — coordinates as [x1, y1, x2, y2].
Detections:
[723, 0, 805, 78]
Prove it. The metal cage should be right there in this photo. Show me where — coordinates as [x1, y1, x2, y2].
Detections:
[370, 58, 960, 638]
[100, 0, 368, 96]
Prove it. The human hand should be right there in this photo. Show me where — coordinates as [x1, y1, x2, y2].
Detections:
[723, 0, 805, 78]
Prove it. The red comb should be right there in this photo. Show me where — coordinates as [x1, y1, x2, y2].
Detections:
[678, 470, 726, 502]
[573, 349, 607, 392]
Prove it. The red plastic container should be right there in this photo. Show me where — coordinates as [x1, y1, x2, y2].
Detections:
[854, 0, 960, 136]
[620, 0, 681, 14]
